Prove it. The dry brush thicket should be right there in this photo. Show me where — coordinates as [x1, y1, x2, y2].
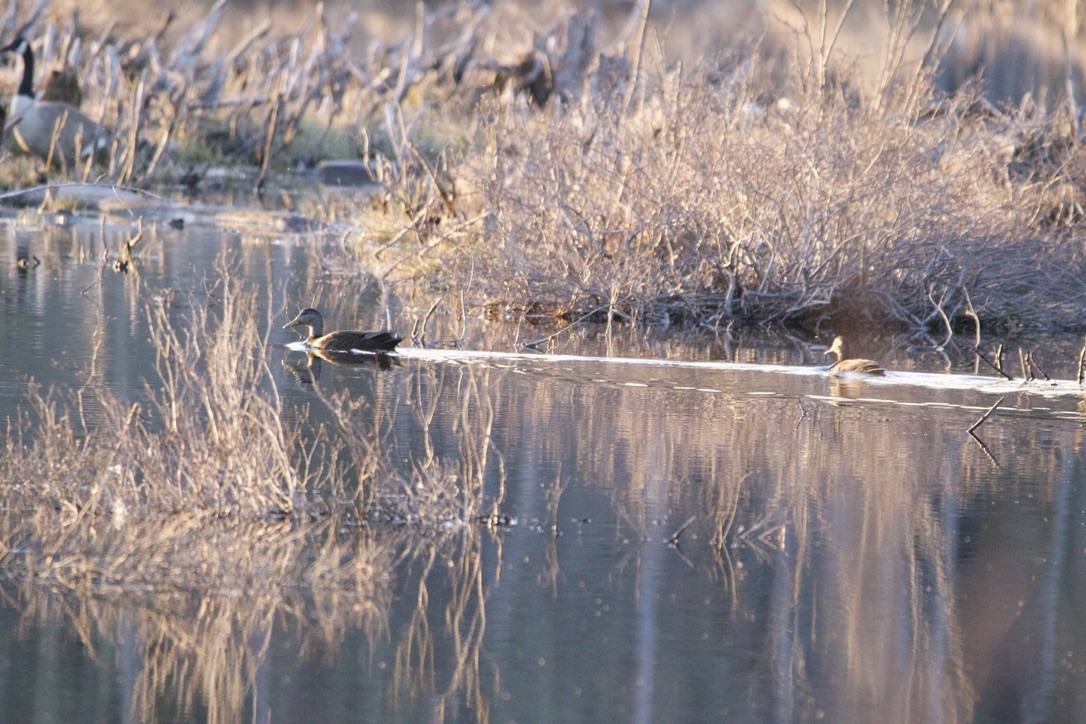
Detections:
[0, 267, 502, 593]
[2, 1, 1086, 334]
[450, 1, 1086, 335]
[468, 84, 1084, 334]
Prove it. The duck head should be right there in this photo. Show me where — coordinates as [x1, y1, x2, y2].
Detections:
[284, 308, 324, 338]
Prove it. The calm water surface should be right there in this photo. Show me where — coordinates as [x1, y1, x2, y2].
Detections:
[1, 214, 1085, 722]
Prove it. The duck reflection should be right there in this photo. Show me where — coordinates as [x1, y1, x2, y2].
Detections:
[284, 348, 398, 383]
[15, 238, 39, 275]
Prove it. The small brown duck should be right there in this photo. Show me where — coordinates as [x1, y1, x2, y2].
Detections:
[825, 336, 885, 376]
[284, 308, 402, 353]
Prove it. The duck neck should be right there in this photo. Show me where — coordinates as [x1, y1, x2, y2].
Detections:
[306, 320, 323, 342]
[17, 43, 33, 98]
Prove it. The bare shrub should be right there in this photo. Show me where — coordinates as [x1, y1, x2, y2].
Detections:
[4, 1, 1085, 336]
[0, 2, 488, 183]
[0, 302, 504, 719]
[458, 67, 1085, 333]
[0, 262, 505, 594]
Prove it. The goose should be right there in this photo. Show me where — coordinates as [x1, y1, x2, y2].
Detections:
[1, 36, 108, 166]
[825, 336, 886, 376]
[284, 308, 402, 353]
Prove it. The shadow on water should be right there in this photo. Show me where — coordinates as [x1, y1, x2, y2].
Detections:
[2, 217, 1086, 721]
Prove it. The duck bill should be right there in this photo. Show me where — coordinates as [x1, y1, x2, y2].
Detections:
[283, 317, 301, 330]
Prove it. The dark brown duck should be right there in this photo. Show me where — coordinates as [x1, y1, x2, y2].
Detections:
[284, 308, 402, 353]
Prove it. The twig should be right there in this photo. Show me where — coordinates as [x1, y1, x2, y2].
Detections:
[458, 258, 475, 349]
[968, 396, 1004, 434]
[112, 218, 144, 273]
[962, 286, 980, 350]
[415, 296, 442, 346]
[0, 182, 170, 203]
[624, 0, 653, 115]
[1077, 336, 1086, 385]
[667, 515, 696, 546]
[927, 283, 953, 348]
[968, 431, 1001, 468]
[919, 0, 960, 72]
[1062, 22, 1079, 135]
[118, 72, 146, 186]
[459, 288, 468, 346]
[973, 347, 1014, 380]
[1018, 348, 1031, 382]
[142, 77, 189, 181]
[512, 315, 524, 352]
[255, 73, 283, 190]
[1026, 352, 1051, 381]
[372, 205, 430, 258]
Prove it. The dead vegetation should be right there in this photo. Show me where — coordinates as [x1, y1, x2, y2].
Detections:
[465, 83, 1074, 334]
[1, 1, 1086, 335]
[0, 262, 505, 594]
[0, 256, 507, 720]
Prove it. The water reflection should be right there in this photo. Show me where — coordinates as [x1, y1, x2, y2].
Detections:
[282, 348, 398, 384]
[1, 218, 1086, 721]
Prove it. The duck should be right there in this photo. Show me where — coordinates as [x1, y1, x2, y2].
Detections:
[284, 307, 402, 353]
[1, 35, 109, 166]
[825, 336, 886, 376]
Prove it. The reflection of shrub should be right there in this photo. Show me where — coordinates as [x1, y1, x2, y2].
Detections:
[0, 262, 502, 593]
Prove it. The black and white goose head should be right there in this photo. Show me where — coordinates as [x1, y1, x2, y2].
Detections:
[1, 36, 34, 113]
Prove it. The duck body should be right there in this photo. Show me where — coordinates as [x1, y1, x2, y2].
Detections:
[307, 330, 403, 353]
[284, 307, 402, 353]
[2, 36, 108, 166]
[825, 336, 886, 376]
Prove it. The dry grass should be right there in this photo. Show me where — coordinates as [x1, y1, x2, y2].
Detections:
[350, 0, 1086, 336]
[0, 256, 509, 719]
[457, 75, 1086, 334]
[0, 260, 503, 593]
[1, 0, 1086, 335]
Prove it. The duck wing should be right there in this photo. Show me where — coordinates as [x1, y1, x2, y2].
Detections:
[314, 330, 402, 353]
[830, 359, 885, 376]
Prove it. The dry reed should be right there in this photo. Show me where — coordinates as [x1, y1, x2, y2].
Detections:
[0, 260, 503, 594]
[2, 0, 1086, 337]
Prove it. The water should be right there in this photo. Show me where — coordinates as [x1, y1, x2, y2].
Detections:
[2, 213, 1086, 722]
